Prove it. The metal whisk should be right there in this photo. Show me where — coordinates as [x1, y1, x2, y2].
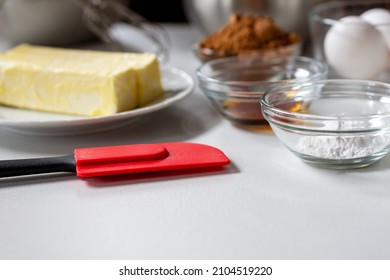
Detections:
[74, 0, 170, 62]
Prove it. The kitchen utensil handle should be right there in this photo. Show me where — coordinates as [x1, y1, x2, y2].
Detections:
[0, 155, 76, 178]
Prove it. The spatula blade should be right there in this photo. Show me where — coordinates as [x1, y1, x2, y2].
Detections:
[75, 142, 230, 178]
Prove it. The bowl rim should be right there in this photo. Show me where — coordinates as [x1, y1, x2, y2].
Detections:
[195, 55, 328, 87]
[261, 79, 390, 129]
[309, 0, 390, 27]
[192, 40, 302, 59]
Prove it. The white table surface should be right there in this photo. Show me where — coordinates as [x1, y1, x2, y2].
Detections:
[0, 24, 390, 260]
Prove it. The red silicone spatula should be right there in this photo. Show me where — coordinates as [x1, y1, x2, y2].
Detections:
[0, 142, 230, 178]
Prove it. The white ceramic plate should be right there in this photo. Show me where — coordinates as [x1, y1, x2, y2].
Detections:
[0, 66, 194, 136]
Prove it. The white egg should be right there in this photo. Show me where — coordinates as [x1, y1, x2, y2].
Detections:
[324, 16, 387, 79]
[361, 8, 390, 49]
[361, 8, 390, 25]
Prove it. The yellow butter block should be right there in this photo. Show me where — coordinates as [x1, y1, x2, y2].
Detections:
[0, 44, 163, 116]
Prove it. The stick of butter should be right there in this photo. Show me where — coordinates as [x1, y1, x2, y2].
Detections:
[0, 44, 163, 116]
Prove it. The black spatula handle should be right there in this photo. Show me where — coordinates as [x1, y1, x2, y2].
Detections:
[0, 155, 76, 178]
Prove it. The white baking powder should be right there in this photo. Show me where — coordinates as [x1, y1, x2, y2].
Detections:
[297, 135, 389, 159]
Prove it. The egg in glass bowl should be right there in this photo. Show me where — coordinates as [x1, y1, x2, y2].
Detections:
[309, 1, 390, 81]
[196, 55, 327, 131]
[261, 79, 390, 169]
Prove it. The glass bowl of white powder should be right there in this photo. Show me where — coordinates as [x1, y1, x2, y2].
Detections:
[261, 79, 390, 169]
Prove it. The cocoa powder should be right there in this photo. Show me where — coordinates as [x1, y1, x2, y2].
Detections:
[199, 13, 300, 55]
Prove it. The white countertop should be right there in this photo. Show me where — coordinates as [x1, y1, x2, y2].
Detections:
[0, 24, 389, 260]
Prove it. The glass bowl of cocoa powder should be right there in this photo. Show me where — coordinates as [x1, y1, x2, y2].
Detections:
[193, 13, 302, 62]
[196, 55, 327, 130]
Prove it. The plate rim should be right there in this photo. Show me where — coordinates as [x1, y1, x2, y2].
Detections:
[0, 65, 194, 129]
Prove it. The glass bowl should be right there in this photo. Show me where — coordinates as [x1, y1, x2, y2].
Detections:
[309, 1, 390, 80]
[196, 55, 328, 130]
[261, 80, 390, 169]
[192, 40, 302, 63]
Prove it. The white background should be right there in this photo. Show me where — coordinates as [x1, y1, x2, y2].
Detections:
[0, 25, 389, 260]
[1, 260, 390, 279]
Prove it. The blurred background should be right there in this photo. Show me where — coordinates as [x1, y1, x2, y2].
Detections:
[0, 0, 187, 47]
[1, 0, 322, 45]
[0, 0, 367, 48]
[130, 0, 188, 22]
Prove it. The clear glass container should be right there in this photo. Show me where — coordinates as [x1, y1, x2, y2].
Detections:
[309, 1, 390, 81]
[261, 79, 390, 169]
[196, 55, 327, 130]
[192, 41, 302, 63]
